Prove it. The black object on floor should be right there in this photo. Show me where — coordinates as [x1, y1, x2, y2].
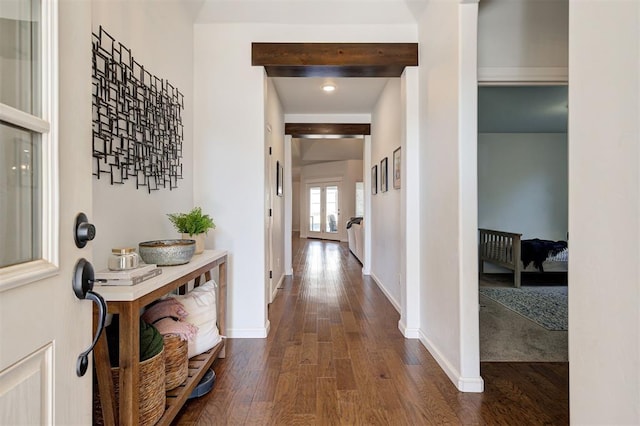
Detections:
[188, 369, 216, 399]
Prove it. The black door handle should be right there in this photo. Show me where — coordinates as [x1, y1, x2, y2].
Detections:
[72, 258, 107, 377]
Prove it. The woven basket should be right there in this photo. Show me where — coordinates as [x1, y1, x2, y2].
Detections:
[163, 334, 188, 390]
[94, 348, 166, 426]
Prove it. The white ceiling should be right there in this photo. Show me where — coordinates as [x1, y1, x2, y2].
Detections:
[272, 77, 390, 114]
[292, 137, 364, 166]
[195, 0, 426, 25]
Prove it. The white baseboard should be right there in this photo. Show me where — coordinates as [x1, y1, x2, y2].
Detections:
[418, 329, 484, 393]
[271, 274, 284, 301]
[398, 320, 420, 338]
[370, 272, 401, 313]
[458, 376, 485, 393]
[227, 321, 270, 338]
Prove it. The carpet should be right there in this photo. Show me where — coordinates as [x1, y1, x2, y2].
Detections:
[479, 294, 568, 361]
[479, 286, 568, 331]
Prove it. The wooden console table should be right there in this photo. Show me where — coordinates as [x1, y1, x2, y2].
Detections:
[93, 249, 227, 426]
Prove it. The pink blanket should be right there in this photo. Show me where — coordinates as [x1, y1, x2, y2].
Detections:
[142, 298, 188, 324]
[153, 317, 198, 341]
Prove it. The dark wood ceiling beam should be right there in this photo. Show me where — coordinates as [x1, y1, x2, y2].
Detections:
[263, 65, 407, 78]
[285, 123, 370, 137]
[253, 43, 418, 78]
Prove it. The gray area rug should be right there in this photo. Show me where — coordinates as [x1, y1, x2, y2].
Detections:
[479, 286, 568, 331]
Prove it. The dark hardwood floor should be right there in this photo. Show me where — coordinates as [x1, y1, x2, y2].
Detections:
[174, 237, 569, 425]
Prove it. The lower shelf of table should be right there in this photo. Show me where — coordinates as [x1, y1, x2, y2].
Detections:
[156, 339, 225, 426]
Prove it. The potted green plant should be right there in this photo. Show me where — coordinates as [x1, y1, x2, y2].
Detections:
[167, 207, 215, 254]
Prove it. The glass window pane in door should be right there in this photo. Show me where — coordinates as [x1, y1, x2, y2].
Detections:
[309, 187, 321, 232]
[0, 123, 42, 267]
[0, 0, 42, 115]
[325, 185, 338, 233]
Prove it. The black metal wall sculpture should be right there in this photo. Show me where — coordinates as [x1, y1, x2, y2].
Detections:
[92, 26, 184, 192]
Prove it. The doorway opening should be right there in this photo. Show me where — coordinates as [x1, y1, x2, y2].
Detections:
[306, 180, 341, 241]
[477, 85, 569, 362]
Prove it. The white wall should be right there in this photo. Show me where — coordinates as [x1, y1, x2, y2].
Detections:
[299, 160, 363, 241]
[370, 79, 402, 310]
[194, 23, 416, 337]
[194, 25, 266, 337]
[399, 67, 421, 338]
[569, 1, 640, 423]
[91, 1, 195, 271]
[265, 77, 285, 302]
[478, 0, 568, 83]
[416, 0, 482, 392]
[345, 160, 364, 228]
[292, 180, 300, 232]
[478, 133, 568, 240]
[418, 0, 463, 387]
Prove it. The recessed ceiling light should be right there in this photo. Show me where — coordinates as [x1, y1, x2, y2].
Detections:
[322, 83, 336, 93]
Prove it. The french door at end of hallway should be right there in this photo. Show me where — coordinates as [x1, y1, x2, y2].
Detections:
[307, 182, 341, 241]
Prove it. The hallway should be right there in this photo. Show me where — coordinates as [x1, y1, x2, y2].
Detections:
[176, 237, 568, 424]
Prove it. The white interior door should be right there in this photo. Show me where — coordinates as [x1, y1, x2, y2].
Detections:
[307, 181, 341, 241]
[266, 146, 273, 302]
[0, 1, 93, 423]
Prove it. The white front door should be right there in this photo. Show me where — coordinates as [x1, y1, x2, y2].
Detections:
[0, 1, 93, 424]
[307, 181, 341, 241]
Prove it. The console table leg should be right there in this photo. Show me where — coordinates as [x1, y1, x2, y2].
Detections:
[218, 262, 227, 358]
[118, 303, 140, 424]
[94, 308, 116, 426]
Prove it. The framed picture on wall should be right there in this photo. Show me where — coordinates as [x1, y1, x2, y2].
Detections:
[393, 147, 401, 189]
[380, 157, 388, 192]
[276, 160, 283, 196]
[371, 165, 378, 195]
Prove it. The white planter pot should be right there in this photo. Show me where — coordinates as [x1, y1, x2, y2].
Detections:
[182, 233, 205, 254]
